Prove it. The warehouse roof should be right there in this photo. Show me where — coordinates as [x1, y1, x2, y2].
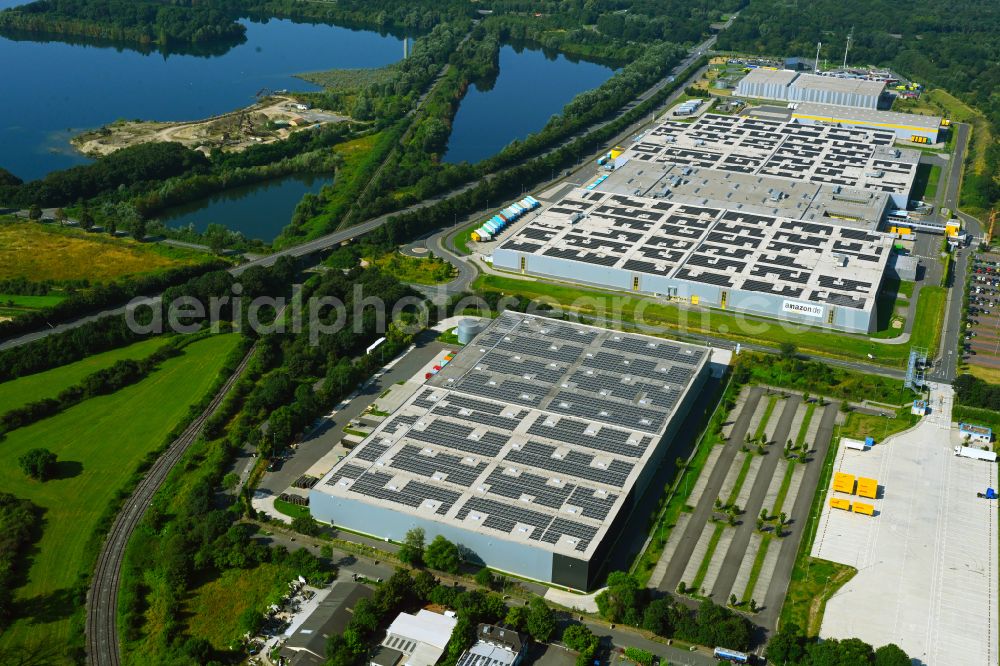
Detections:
[598, 161, 889, 228]
[792, 102, 942, 131]
[315, 312, 708, 560]
[619, 113, 918, 199]
[498, 188, 892, 313]
[736, 69, 885, 98]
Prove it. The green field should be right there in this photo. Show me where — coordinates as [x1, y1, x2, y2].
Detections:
[474, 274, 944, 366]
[184, 561, 294, 650]
[373, 252, 457, 285]
[0, 333, 240, 658]
[0, 337, 169, 413]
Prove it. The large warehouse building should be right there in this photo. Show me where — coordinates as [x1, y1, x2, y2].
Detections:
[311, 312, 710, 589]
[734, 69, 887, 109]
[492, 190, 892, 333]
[621, 114, 918, 207]
[790, 102, 942, 143]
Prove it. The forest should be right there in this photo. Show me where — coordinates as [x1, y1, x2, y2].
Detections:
[0, 0, 248, 47]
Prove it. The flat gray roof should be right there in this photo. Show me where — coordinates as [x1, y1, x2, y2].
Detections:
[315, 312, 708, 560]
[618, 113, 918, 198]
[498, 188, 892, 312]
[598, 161, 889, 228]
[792, 102, 942, 131]
[736, 69, 885, 98]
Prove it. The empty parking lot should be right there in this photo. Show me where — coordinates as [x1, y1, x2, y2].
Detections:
[814, 383, 998, 666]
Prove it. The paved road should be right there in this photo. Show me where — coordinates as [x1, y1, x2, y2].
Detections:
[658, 386, 764, 593]
[926, 120, 979, 383]
[709, 396, 801, 613]
[86, 343, 259, 666]
[257, 333, 457, 500]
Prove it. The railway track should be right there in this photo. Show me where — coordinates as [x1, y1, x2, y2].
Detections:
[85, 344, 257, 665]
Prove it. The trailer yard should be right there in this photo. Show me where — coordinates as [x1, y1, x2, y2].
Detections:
[812, 382, 998, 666]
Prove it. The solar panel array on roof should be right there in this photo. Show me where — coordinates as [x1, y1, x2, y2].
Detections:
[316, 312, 708, 561]
[496, 188, 891, 313]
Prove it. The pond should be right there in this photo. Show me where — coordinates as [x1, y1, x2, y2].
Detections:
[443, 43, 617, 165]
[154, 174, 329, 243]
[0, 15, 404, 180]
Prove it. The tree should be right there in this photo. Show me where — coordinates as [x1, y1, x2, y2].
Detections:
[765, 625, 806, 664]
[474, 567, 494, 589]
[291, 514, 320, 536]
[54, 207, 67, 225]
[398, 527, 426, 566]
[779, 341, 797, 360]
[874, 643, 912, 666]
[595, 571, 645, 624]
[79, 207, 95, 230]
[526, 597, 556, 642]
[504, 605, 529, 632]
[222, 472, 239, 491]
[18, 448, 57, 481]
[130, 215, 147, 241]
[238, 607, 264, 637]
[641, 597, 675, 636]
[424, 535, 460, 573]
[28, 204, 42, 221]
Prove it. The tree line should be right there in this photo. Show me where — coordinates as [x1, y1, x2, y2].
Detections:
[0, 0, 248, 49]
[595, 571, 754, 651]
[0, 339, 191, 437]
[0, 493, 39, 631]
[0, 259, 227, 340]
[953, 374, 1000, 411]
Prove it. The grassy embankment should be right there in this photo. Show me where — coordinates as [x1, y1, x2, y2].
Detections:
[0, 337, 169, 413]
[911, 163, 943, 202]
[473, 274, 946, 367]
[373, 252, 457, 285]
[0, 219, 210, 282]
[0, 334, 241, 660]
[896, 89, 995, 218]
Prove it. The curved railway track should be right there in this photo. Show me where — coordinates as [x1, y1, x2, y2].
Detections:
[85, 344, 257, 665]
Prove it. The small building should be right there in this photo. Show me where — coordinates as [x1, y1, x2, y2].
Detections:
[457, 625, 527, 666]
[889, 254, 918, 282]
[279, 582, 374, 666]
[959, 423, 993, 445]
[371, 609, 458, 666]
[784, 57, 813, 71]
[911, 399, 927, 416]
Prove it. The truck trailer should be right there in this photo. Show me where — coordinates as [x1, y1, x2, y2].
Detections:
[954, 446, 998, 462]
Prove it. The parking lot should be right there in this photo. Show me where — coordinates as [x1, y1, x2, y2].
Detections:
[964, 249, 1000, 372]
[653, 385, 838, 632]
[814, 382, 998, 666]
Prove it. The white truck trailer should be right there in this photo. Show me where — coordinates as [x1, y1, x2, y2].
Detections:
[954, 446, 998, 462]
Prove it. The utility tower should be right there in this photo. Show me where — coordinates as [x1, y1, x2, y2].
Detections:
[842, 26, 853, 70]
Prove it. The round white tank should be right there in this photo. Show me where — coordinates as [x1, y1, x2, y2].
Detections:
[456, 318, 487, 344]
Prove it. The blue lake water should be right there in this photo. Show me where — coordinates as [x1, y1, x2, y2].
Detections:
[0, 10, 616, 241]
[0, 17, 404, 181]
[154, 174, 327, 243]
[443, 44, 617, 165]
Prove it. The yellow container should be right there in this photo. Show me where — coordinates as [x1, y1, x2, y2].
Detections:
[833, 472, 856, 494]
[830, 497, 852, 511]
[853, 502, 875, 516]
[857, 477, 878, 499]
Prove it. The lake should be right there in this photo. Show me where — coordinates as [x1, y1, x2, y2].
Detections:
[443, 43, 617, 165]
[0, 16, 404, 181]
[154, 174, 327, 243]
